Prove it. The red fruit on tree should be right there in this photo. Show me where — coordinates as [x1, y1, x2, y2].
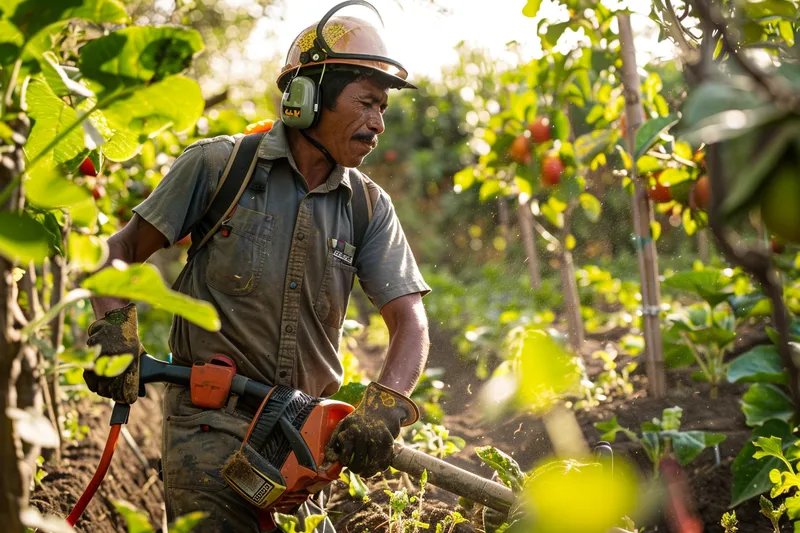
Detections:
[693, 175, 711, 210]
[384, 149, 398, 163]
[92, 184, 105, 200]
[648, 172, 672, 203]
[527, 117, 552, 144]
[541, 154, 564, 186]
[79, 158, 97, 177]
[509, 135, 531, 165]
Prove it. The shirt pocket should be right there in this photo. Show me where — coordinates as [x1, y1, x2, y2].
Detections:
[205, 206, 273, 296]
[314, 247, 358, 329]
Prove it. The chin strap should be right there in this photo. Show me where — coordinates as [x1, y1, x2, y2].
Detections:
[300, 129, 337, 169]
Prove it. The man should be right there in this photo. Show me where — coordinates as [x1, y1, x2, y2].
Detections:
[84, 6, 430, 531]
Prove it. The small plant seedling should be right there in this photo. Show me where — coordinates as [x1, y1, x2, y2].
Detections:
[720, 510, 738, 532]
[595, 406, 726, 473]
[752, 436, 800, 531]
[760, 495, 786, 533]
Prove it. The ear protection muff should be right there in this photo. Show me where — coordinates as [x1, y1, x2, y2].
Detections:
[280, 75, 320, 130]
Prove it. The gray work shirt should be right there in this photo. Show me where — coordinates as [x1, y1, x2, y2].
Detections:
[134, 121, 430, 397]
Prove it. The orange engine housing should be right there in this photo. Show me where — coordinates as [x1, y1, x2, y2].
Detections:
[268, 399, 354, 512]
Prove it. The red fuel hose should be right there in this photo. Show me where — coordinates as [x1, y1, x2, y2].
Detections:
[66, 423, 122, 526]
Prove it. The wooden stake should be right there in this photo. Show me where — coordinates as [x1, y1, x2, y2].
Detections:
[617, 13, 667, 398]
[516, 198, 542, 289]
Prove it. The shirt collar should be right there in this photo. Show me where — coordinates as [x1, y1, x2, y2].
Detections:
[257, 121, 352, 195]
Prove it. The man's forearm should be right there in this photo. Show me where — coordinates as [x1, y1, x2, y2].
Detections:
[90, 236, 132, 319]
[377, 294, 429, 396]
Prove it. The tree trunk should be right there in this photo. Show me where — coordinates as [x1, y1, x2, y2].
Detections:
[0, 118, 28, 533]
[618, 13, 667, 398]
[516, 198, 541, 289]
[560, 207, 584, 352]
[560, 247, 584, 352]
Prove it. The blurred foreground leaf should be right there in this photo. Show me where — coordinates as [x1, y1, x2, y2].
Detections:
[82, 263, 220, 331]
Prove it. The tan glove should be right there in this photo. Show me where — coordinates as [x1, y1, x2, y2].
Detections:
[325, 382, 419, 477]
[83, 304, 145, 404]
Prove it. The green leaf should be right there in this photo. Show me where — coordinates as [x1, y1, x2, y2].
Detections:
[741, 383, 795, 427]
[578, 193, 601, 223]
[669, 430, 726, 466]
[24, 78, 85, 164]
[82, 263, 220, 331]
[93, 353, 133, 377]
[112, 499, 153, 533]
[731, 420, 799, 506]
[68, 233, 108, 272]
[1, 0, 128, 41]
[728, 345, 789, 385]
[79, 26, 204, 93]
[574, 129, 614, 164]
[328, 382, 366, 406]
[515, 327, 581, 412]
[662, 269, 732, 308]
[752, 436, 786, 462]
[0, 211, 51, 264]
[479, 179, 502, 202]
[101, 75, 204, 134]
[552, 109, 570, 142]
[169, 512, 208, 533]
[25, 168, 91, 209]
[728, 292, 772, 319]
[634, 114, 679, 161]
[779, 20, 795, 46]
[475, 445, 525, 493]
[522, 0, 542, 18]
[594, 416, 637, 443]
[273, 512, 299, 533]
[454, 166, 475, 191]
[303, 515, 327, 533]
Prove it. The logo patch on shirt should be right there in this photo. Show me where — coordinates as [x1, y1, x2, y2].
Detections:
[330, 239, 356, 265]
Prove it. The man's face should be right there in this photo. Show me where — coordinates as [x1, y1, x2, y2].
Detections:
[313, 76, 389, 168]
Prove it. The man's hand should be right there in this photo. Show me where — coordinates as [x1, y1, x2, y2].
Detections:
[83, 304, 145, 404]
[326, 382, 419, 477]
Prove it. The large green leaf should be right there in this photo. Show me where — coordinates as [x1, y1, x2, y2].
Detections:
[24, 77, 85, 164]
[662, 269, 733, 308]
[731, 420, 799, 507]
[79, 26, 203, 93]
[634, 114, 679, 161]
[728, 292, 772, 319]
[0, 0, 127, 39]
[668, 430, 726, 466]
[25, 168, 91, 209]
[741, 383, 795, 427]
[82, 263, 220, 331]
[0, 211, 51, 264]
[728, 345, 789, 385]
[102, 75, 203, 134]
[79, 98, 141, 161]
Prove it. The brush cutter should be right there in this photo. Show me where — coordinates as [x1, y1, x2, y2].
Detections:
[66, 354, 634, 532]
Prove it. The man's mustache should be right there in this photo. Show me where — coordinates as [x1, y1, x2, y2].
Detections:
[352, 132, 378, 147]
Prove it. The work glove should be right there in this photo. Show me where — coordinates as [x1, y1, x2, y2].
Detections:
[325, 382, 419, 477]
[83, 303, 145, 405]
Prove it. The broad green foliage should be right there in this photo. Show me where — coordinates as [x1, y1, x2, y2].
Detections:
[732, 420, 799, 507]
[24, 78, 86, 164]
[728, 345, 789, 385]
[596, 406, 725, 471]
[750, 436, 800, 530]
[0, 211, 52, 264]
[634, 114, 680, 161]
[82, 263, 221, 331]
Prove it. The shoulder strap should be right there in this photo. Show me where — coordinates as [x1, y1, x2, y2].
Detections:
[187, 132, 266, 260]
[349, 170, 373, 261]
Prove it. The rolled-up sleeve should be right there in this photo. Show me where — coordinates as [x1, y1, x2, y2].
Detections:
[355, 193, 430, 309]
[133, 137, 233, 246]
